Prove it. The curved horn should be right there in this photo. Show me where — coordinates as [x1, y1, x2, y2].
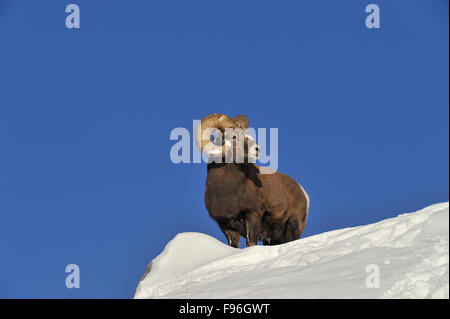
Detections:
[233, 115, 249, 129]
[195, 113, 237, 156]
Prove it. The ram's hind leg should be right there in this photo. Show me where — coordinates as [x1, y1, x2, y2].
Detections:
[263, 238, 281, 246]
[245, 211, 262, 247]
[283, 215, 301, 243]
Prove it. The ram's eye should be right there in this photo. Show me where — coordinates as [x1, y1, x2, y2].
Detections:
[210, 130, 224, 146]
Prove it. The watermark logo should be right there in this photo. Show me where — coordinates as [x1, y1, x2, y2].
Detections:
[65, 4, 80, 29]
[365, 4, 380, 29]
[65, 264, 80, 288]
[169, 120, 279, 173]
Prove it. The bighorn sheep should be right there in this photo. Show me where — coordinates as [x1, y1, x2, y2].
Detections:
[195, 113, 310, 247]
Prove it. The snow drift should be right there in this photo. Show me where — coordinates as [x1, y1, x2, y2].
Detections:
[134, 202, 449, 299]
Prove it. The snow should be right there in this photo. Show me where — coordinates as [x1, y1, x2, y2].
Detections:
[134, 202, 449, 299]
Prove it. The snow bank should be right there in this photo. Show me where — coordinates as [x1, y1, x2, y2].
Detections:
[134, 202, 449, 299]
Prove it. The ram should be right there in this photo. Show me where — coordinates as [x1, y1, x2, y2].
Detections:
[195, 113, 310, 247]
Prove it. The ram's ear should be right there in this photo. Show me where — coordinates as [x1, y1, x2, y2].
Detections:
[234, 115, 249, 129]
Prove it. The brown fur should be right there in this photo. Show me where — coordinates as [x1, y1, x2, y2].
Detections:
[204, 161, 308, 247]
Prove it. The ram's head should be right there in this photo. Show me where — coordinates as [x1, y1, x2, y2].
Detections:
[195, 113, 260, 163]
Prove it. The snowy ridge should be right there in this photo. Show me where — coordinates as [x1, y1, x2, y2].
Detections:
[135, 202, 449, 299]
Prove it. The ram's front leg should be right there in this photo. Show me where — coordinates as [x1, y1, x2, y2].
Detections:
[245, 211, 261, 247]
[220, 227, 240, 248]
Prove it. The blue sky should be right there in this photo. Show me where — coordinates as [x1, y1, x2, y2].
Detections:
[0, 1, 448, 298]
